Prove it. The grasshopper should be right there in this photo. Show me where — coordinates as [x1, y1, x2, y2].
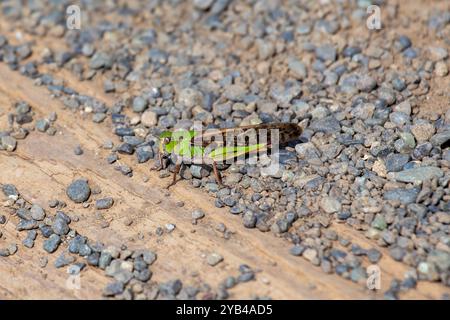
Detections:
[151, 122, 303, 188]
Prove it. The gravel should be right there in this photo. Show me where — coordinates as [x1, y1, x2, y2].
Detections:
[2, 184, 19, 197]
[320, 196, 342, 214]
[289, 245, 305, 256]
[74, 145, 83, 155]
[54, 252, 76, 268]
[141, 110, 158, 127]
[30, 204, 45, 221]
[367, 249, 382, 263]
[95, 197, 114, 210]
[35, 119, 49, 132]
[391, 166, 444, 184]
[66, 179, 91, 203]
[159, 279, 183, 297]
[1, 134, 17, 151]
[43, 234, 61, 253]
[132, 96, 148, 113]
[103, 282, 125, 296]
[242, 211, 257, 228]
[191, 209, 205, 221]
[52, 216, 70, 236]
[206, 252, 224, 266]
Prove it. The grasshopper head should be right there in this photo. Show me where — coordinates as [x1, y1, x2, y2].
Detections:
[158, 129, 198, 157]
[159, 131, 173, 156]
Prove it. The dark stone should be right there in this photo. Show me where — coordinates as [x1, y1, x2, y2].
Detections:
[43, 234, 61, 253]
[66, 179, 91, 203]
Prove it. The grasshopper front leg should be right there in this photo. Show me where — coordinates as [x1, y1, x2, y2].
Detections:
[151, 139, 167, 171]
[151, 150, 165, 171]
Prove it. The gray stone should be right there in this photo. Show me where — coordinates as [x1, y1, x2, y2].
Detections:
[269, 82, 301, 105]
[17, 208, 32, 220]
[52, 217, 69, 236]
[411, 122, 435, 142]
[7, 243, 18, 255]
[303, 248, 318, 262]
[17, 219, 38, 231]
[136, 145, 154, 163]
[89, 52, 113, 69]
[377, 88, 396, 105]
[350, 267, 367, 282]
[103, 282, 124, 296]
[22, 237, 34, 248]
[39, 224, 53, 237]
[385, 153, 409, 172]
[192, 209, 205, 220]
[320, 196, 341, 214]
[141, 110, 157, 127]
[178, 88, 203, 108]
[54, 252, 76, 268]
[35, 119, 49, 132]
[237, 272, 255, 283]
[371, 215, 387, 230]
[68, 235, 86, 254]
[224, 85, 246, 102]
[384, 188, 420, 204]
[428, 46, 448, 61]
[316, 44, 337, 61]
[2, 184, 19, 197]
[78, 244, 92, 257]
[289, 245, 305, 256]
[413, 143, 433, 159]
[193, 0, 215, 10]
[66, 179, 91, 203]
[367, 248, 382, 263]
[390, 112, 410, 126]
[391, 167, 443, 184]
[159, 279, 182, 296]
[132, 96, 148, 113]
[256, 39, 275, 59]
[134, 269, 152, 282]
[190, 165, 209, 179]
[309, 116, 341, 134]
[444, 150, 450, 162]
[357, 75, 377, 92]
[295, 142, 321, 159]
[430, 131, 450, 147]
[288, 58, 307, 79]
[30, 204, 46, 221]
[207, 252, 224, 266]
[43, 234, 61, 253]
[95, 197, 114, 210]
[1, 136, 17, 152]
[393, 101, 412, 115]
[395, 132, 416, 153]
[389, 247, 406, 261]
[99, 252, 113, 269]
[242, 211, 257, 228]
[73, 145, 83, 155]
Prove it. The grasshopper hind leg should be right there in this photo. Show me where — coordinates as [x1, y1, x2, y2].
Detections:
[166, 163, 181, 189]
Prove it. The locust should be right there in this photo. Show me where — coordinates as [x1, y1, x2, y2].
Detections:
[151, 122, 303, 188]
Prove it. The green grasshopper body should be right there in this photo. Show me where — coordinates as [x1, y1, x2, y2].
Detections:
[152, 123, 302, 188]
